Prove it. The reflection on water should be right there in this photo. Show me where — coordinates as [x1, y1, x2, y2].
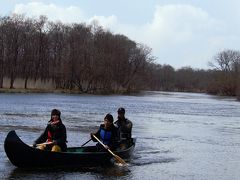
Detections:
[0, 92, 240, 179]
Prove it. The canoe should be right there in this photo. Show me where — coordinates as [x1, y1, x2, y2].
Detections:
[4, 130, 136, 168]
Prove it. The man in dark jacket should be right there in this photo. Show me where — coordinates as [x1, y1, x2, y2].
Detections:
[33, 109, 67, 152]
[114, 107, 133, 149]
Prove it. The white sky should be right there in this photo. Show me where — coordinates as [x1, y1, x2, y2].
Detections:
[1, 0, 240, 69]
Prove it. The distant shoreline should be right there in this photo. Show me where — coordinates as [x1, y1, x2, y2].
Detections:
[0, 88, 135, 95]
[0, 88, 85, 94]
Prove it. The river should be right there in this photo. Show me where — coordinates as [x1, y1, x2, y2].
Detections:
[0, 91, 239, 179]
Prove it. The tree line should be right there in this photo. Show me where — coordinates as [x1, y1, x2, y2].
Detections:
[146, 49, 240, 99]
[0, 15, 240, 98]
[0, 14, 154, 93]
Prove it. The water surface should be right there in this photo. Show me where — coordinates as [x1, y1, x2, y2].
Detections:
[0, 91, 239, 179]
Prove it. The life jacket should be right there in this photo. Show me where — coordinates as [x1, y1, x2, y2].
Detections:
[47, 131, 52, 142]
[100, 128, 112, 145]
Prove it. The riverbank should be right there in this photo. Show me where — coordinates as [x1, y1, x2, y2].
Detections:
[0, 87, 239, 101]
[0, 88, 82, 94]
[0, 88, 137, 95]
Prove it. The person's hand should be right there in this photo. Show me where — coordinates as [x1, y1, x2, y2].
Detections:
[104, 145, 109, 150]
[32, 143, 37, 148]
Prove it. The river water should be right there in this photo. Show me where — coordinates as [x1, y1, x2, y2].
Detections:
[0, 91, 239, 179]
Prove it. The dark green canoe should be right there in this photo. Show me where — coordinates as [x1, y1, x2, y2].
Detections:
[4, 130, 136, 168]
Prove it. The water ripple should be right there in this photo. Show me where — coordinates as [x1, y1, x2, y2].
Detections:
[132, 157, 178, 166]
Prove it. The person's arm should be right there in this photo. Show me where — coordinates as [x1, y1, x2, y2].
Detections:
[91, 126, 101, 142]
[108, 126, 119, 150]
[54, 124, 67, 145]
[125, 120, 132, 132]
[34, 126, 48, 145]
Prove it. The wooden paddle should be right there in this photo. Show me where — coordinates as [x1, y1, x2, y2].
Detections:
[92, 134, 126, 165]
[81, 139, 91, 147]
[31, 141, 53, 147]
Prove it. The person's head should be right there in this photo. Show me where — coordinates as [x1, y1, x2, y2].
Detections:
[104, 113, 113, 129]
[117, 107, 125, 119]
[51, 109, 61, 121]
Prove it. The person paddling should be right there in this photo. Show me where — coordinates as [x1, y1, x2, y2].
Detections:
[33, 109, 67, 152]
[90, 113, 118, 152]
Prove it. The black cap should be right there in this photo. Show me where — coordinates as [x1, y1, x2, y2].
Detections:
[104, 113, 114, 123]
[117, 107, 125, 114]
[51, 109, 61, 117]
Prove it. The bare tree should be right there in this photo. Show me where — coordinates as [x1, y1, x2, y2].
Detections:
[207, 50, 240, 96]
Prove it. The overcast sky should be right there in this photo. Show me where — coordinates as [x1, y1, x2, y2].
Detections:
[1, 0, 240, 69]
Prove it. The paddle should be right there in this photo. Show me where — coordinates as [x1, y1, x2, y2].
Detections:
[31, 141, 53, 147]
[81, 139, 91, 147]
[92, 134, 127, 165]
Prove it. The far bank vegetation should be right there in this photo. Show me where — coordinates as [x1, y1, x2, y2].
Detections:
[0, 15, 240, 99]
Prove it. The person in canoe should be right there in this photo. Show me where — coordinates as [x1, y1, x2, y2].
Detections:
[33, 109, 67, 152]
[90, 113, 118, 152]
[114, 107, 133, 149]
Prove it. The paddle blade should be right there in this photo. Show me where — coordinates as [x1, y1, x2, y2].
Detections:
[114, 154, 127, 165]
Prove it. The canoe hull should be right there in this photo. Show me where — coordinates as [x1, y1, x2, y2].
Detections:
[4, 130, 136, 168]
